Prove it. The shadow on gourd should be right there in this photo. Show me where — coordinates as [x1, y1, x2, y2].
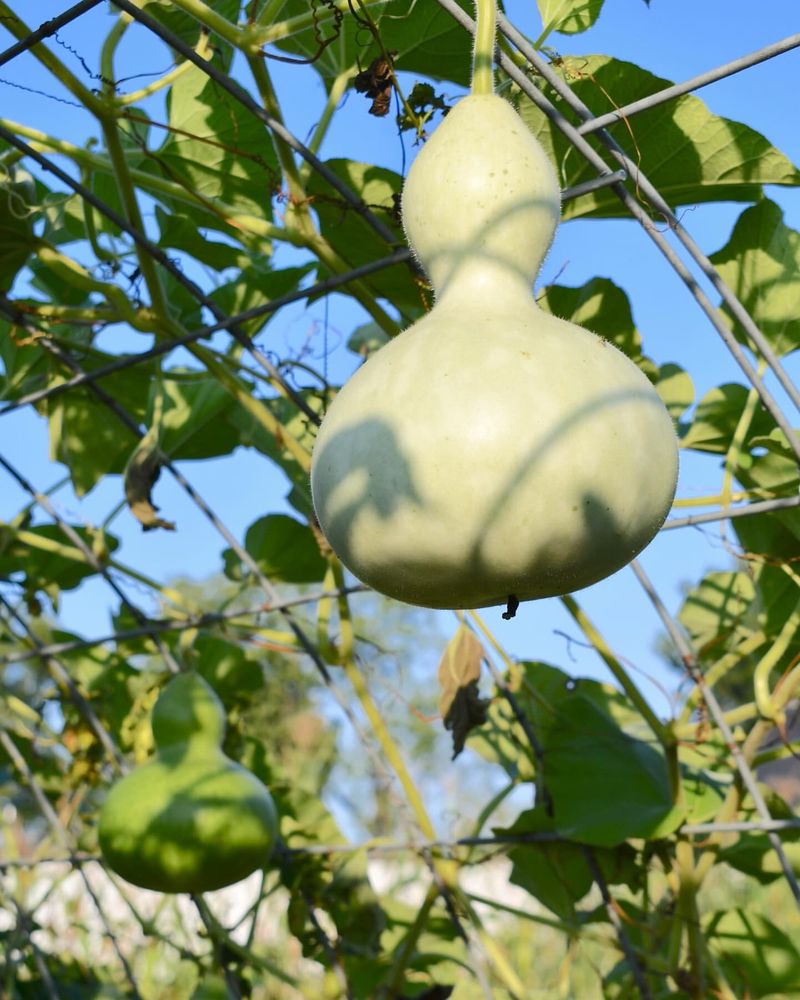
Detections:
[98, 672, 278, 894]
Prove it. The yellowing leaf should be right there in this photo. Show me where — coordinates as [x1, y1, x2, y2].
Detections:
[437, 625, 488, 759]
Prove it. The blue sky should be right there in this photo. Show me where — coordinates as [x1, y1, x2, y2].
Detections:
[1, 0, 798, 720]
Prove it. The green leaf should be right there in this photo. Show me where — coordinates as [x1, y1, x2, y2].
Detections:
[654, 362, 694, 424]
[542, 693, 681, 845]
[152, 371, 243, 461]
[223, 514, 326, 584]
[0, 524, 119, 598]
[707, 909, 800, 997]
[518, 55, 800, 220]
[149, 63, 279, 219]
[678, 570, 757, 656]
[347, 321, 390, 359]
[306, 159, 420, 316]
[536, 0, 605, 36]
[45, 358, 152, 496]
[271, 0, 474, 87]
[211, 262, 315, 339]
[0, 317, 48, 401]
[709, 199, 800, 357]
[681, 383, 774, 454]
[497, 806, 638, 920]
[537, 277, 651, 370]
[143, 0, 241, 69]
[0, 168, 38, 291]
[718, 787, 800, 885]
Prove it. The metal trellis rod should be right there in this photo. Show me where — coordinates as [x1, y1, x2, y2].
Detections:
[630, 558, 800, 907]
[578, 33, 800, 135]
[0, 0, 104, 70]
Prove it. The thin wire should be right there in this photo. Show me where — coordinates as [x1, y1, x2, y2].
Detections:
[0, 0, 104, 70]
[0, 249, 413, 417]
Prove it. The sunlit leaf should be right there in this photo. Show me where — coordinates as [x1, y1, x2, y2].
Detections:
[709, 199, 800, 356]
[518, 55, 800, 220]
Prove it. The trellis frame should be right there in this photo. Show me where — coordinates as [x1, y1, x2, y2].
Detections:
[1, 2, 799, 998]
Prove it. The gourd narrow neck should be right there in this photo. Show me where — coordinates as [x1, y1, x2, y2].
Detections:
[471, 0, 496, 96]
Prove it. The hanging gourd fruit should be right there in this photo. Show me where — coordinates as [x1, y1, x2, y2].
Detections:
[310, 0, 678, 611]
[98, 672, 278, 894]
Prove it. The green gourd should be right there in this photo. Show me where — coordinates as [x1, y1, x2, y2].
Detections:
[98, 672, 278, 894]
[310, 92, 678, 610]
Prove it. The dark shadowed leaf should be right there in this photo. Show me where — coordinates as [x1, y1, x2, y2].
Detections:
[223, 513, 326, 584]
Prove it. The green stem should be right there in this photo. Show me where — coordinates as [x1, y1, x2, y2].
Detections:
[0, 119, 290, 246]
[471, 0, 497, 95]
[161, 0, 243, 47]
[304, 68, 357, 166]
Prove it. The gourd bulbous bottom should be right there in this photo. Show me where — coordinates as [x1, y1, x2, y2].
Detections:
[311, 303, 679, 610]
[98, 751, 278, 893]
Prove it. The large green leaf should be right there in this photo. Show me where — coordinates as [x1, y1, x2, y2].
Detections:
[542, 693, 681, 846]
[270, 0, 474, 87]
[149, 371, 243, 461]
[142, 0, 241, 69]
[306, 159, 420, 316]
[681, 383, 775, 454]
[471, 661, 679, 845]
[709, 199, 800, 357]
[518, 55, 800, 220]
[536, 0, 605, 35]
[147, 63, 280, 220]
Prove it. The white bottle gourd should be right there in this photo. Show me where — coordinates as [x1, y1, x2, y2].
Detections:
[311, 91, 678, 611]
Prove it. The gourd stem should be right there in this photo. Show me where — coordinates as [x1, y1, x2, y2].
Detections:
[471, 0, 496, 95]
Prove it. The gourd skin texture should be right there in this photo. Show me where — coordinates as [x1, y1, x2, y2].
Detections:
[311, 95, 678, 610]
[98, 673, 278, 894]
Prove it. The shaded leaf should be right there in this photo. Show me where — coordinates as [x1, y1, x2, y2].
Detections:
[518, 55, 800, 220]
[654, 362, 694, 424]
[0, 524, 119, 597]
[272, 0, 474, 87]
[497, 806, 638, 920]
[0, 168, 38, 292]
[707, 909, 800, 997]
[223, 514, 327, 584]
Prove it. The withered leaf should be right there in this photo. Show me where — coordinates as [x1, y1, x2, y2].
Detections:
[354, 52, 396, 118]
[123, 433, 176, 532]
[437, 625, 489, 759]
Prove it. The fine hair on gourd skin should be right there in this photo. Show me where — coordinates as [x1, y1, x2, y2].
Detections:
[309, 0, 679, 611]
